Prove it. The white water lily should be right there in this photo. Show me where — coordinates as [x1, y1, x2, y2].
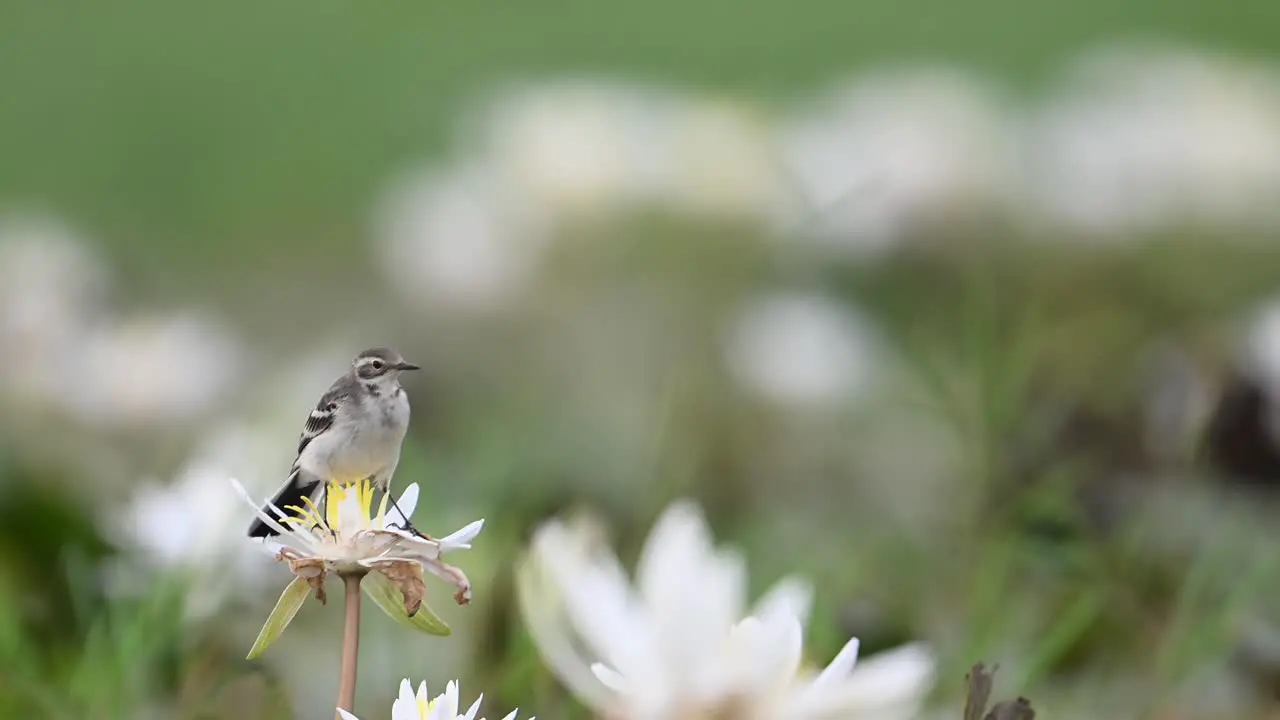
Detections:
[231, 477, 484, 657]
[518, 500, 936, 719]
[338, 679, 530, 720]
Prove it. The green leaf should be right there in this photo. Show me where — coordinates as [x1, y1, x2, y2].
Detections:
[247, 577, 311, 660]
[362, 573, 451, 636]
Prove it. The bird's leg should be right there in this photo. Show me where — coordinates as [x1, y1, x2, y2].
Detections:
[378, 482, 429, 539]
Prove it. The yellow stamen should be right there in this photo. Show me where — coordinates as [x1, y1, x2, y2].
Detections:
[375, 491, 389, 528]
[300, 495, 326, 527]
[325, 481, 351, 529]
[284, 503, 324, 530]
[356, 479, 375, 519]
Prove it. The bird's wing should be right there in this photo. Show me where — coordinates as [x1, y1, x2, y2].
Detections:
[294, 376, 355, 460]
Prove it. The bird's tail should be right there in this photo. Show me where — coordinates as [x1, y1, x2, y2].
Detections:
[248, 470, 321, 538]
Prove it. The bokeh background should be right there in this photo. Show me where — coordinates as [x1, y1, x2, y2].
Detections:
[4, 1, 1280, 717]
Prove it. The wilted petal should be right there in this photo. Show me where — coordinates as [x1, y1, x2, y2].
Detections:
[363, 571, 452, 636]
[277, 549, 328, 603]
[370, 559, 427, 617]
[420, 557, 474, 605]
[247, 576, 311, 660]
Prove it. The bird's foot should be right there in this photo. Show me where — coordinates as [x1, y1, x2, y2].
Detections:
[397, 520, 433, 541]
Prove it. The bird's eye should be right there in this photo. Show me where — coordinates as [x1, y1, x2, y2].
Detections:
[370, 360, 385, 370]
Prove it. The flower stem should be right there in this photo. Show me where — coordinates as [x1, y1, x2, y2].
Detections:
[336, 571, 367, 720]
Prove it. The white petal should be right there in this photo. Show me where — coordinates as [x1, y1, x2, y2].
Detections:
[417, 680, 429, 703]
[391, 678, 419, 720]
[515, 556, 616, 711]
[770, 615, 806, 686]
[377, 529, 444, 560]
[637, 500, 745, 701]
[255, 538, 288, 557]
[810, 636, 861, 693]
[337, 710, 362, 720]
[637, 500, 714, 614]
[534, 521, 657, 689]
[590, 662, 630, 693]
[437, 519, 485, 550]
[724, 613, 804, 696]
[334, 486, 368, 535]
[428, 680, 460, 720]
[383, 483, 420, 528]
[751, 576, 813, 628]
[463, 693, 484, 720]
[227, 477, 294, 538]
[799, 642, 936, 717]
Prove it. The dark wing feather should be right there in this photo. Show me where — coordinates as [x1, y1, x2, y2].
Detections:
[294, 379, 353, 459]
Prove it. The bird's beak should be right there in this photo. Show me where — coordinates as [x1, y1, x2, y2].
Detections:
[395, 361, 420, 371]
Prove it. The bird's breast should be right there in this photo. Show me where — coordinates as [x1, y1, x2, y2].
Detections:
[383, 393, 410, 426]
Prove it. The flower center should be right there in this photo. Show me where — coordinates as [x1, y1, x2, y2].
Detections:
[278, 478, 389, 536]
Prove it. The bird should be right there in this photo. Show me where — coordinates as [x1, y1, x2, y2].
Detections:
[248, 347, 421, 538]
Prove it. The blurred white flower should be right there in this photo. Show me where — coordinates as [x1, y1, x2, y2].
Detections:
[115, 349, 351, 617]
[377, 81, 786, 312]
[661, 99, 784, 221]
[777, 68, 1016, 257]
[478, 81, 684, 218]
[518, 500, 935, 719]
[0, 213, 109, 402]
[121, 423, 277, 618]
[478, 81, 782, 223]
[375, 163, 550, 312]
[1028, 44, 1280, 238]
[725, 292, 878, 408]
[59, 311, 242, 426]
[338, 679, 529, 720]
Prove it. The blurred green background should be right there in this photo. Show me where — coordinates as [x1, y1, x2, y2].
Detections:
[3, 0, 1280, 717]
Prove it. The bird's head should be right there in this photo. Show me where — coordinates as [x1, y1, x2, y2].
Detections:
[352, 347, 419, 385]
